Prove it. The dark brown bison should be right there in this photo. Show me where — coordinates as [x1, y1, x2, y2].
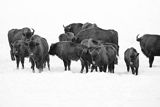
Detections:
[104, 44, 117, 73]
[63, 23, 83, 35]
[89, 45, 109, 72]
[137, 34, 160, 67]
[12, 40, 30, 69]
[89, 44, 117, 73]
[63, 22, 97, 35]
[72, 27, 119, 55]
[49, 41, 91, 73]
[80, 38, 102, 72]
[59, 32, 74, 41]
[27, 35, 50, 72]
[8, 27, 35, 61]
[124, 47, 139, 75]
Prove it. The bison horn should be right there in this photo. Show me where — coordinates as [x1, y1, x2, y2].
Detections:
[31, 28, 35, 35]
[136, 34, 141, 42]
[63, 25, 66, 28]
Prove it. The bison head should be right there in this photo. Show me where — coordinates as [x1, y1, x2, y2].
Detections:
[12, 41, 21, 56]
[48, 43, 57, 56]
[63, 25, 72, 33]
[12, 40, 28, 56]
[25, 40, 39, 57]
[89, 47, 101, 65]
[22, 28, 35, 41]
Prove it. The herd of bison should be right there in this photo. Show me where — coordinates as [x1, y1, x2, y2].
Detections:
[8, 22, 160, 75]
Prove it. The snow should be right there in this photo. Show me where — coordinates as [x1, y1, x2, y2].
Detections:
[1, 0, 160, 107]
[1, 39, 160, 107]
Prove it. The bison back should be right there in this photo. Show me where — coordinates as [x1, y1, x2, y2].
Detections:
[139, 34, 160, 56]
[76, 27, 118, 45]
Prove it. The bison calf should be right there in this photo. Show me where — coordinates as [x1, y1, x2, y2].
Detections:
[124, 47, 139, 75]
[12, 40, 29, 69]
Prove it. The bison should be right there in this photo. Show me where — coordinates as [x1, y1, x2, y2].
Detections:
[27, 35, 50, 72]
[63, 23, 83, 35]
[63, 22, 97, 35]
[89, 45, 109, 72]
[104, 44, 117, 73]
[72, 27, 119, 55]
[49, 41, 91, 73]
[124, 47, 139, 75]
[8, 27, 34, 61]
[137, 34, 160, 67]
[80, 39, 118, 73]
[89, 44, 117, 73]
[12, 40, 30, 69]
[80, 38, 102, 72]
[59, 32, 74, 41]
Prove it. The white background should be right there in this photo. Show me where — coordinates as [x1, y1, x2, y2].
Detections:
[0, 0, 160, 107]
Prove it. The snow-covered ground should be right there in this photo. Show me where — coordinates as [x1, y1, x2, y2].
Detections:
[1, 0, 160, 107]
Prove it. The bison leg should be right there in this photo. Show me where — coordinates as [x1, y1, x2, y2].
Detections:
[126, 64, 130, 72]
[104, 65, 107, 73]
[21, 57, 25, 69]
[46, 55, 50, 71]
[99, 67, 103, 72]
[68, 60, 71, 71]
[95, 66, 98, 72]
[80, 59, 85, 73]
[149, 56, 154, 68]
[16, 57, 20, 69]
[88, 63, 91, 69]
[30, 58, 35, 73]
[84, 61, 89, 73]
[110, 63, 115, 73]
[135, 67, 138, 75]
[91, 65, 94, 72]
[63, 60, 68, 71]
[131, 67, 135, 74]
[10, 50, 15, 61]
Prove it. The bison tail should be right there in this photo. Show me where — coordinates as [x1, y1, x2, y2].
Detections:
[136, 34, 141, 42]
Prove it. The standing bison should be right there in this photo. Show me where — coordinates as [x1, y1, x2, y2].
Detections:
[72, 27, 119, 55]
[27, 35, 50, 72]
[137, 34, 160, 67]
[89, 44, 117, 73]
[89, 45, 109, 72]
[63, 22, 97, 35]
[8, 27, 34, 61]
[12, 40, 30, 69]
[49, 41, 91, 72]
[124, 47, 139, 75]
